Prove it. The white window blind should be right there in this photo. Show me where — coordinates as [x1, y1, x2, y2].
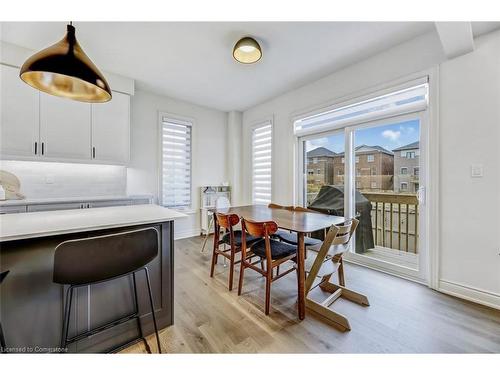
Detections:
[294, 83, 428, 136]
[161, 115, 192, 209]
[252, 121, 272, 204]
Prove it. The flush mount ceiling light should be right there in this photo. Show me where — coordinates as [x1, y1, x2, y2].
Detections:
[233, 37, 262, 64]
[20, 22, 112, 103]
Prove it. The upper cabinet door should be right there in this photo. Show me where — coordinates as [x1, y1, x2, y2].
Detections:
[40, 92, 92, 160]
[0, 64, 40, 157]
[91, 91, 130, 164]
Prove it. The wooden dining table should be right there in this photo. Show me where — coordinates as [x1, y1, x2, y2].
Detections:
[214, 204, 344, 320]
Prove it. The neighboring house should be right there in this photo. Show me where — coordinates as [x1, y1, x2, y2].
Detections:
[306, 147, 336, 187]
[333, 145, 394, 191]
[393, 141, 420, 193]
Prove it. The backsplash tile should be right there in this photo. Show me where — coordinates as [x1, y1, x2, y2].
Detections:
[0, 160, 127, 199]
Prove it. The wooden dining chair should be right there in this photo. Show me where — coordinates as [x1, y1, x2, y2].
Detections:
[274, 206, 323, 248]
[304, 218, 369, 331]
[210, 212, 261, 291]
[267, 203, 294, 210]
[238, 218, 298, 315]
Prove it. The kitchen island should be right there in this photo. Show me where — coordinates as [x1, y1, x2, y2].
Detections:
[0, 204, 186, 353]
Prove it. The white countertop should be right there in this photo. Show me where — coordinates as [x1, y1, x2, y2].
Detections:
[0, 204, 187, 242]
[0, 195, 152, 207]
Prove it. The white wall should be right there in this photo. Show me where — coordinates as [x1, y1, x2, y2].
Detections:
[438, 31, 500, 307]
[127, 89, 227, 239]
[238, 30, 500, 308]
[226, 111, 243, 205]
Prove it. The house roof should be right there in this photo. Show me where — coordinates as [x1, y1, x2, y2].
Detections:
[393, 141, 420, 151]
[336, 144, 393, 156]
[307, 147, 336, 157]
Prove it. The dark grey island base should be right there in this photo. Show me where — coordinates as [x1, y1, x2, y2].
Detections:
[0, 221, 174, 353]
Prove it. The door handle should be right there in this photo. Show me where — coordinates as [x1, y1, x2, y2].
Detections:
[41, 142, 45, 155]
[417, 187, 426, 205]
[92, 147, 96, 159]
[34, 141, 38, 155]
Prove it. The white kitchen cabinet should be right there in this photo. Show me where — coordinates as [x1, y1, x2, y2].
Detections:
[91, 91, 130, 164]
[0, 64, 40, 158]
[40, 92, 92, 160]
[1, 66, 131, 165]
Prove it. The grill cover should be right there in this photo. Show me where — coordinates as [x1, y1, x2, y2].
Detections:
[308, 185, 374, 253]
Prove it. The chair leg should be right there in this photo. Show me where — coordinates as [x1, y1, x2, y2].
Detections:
[60, 286, 74, 351]
[200, 217, 214, 253]
[144, 268, 162, 354]
[238, 260, 246, 296]
[228, 246, 235, 291]
[0, 321, 6, 352]
[338, 258, 345, 286]
[265, 270, 272, 315]
[210, 241, 218, 278]
[133, 272, 152, 354]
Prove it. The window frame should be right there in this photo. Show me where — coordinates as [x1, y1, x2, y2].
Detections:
[158, 112, 194, 211]
[401, 167, 408, 175]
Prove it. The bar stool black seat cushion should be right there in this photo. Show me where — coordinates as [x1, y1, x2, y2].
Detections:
[221, 230, 261, 247]
[251, 239, 297, 260]
[275, 229, 322, 247]
[0, 270, 9, 284]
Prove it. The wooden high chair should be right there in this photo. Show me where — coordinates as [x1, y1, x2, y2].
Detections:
[304, 218, 369, 331]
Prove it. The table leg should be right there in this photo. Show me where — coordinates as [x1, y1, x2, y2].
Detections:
[297, 232, 306, 320]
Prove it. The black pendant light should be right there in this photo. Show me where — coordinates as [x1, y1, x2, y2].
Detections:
[20, 22, 112, 103]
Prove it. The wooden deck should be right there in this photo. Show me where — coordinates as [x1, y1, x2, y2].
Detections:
[122, 236, 500, 353]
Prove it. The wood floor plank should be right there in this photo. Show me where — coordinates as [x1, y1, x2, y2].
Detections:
[121, 236, 500, 354]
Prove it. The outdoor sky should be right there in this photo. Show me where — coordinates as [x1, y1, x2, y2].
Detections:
[305, 119, 420, 153]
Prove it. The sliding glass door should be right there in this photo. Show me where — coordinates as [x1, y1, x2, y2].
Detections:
[347, 114, 426, 279]
[296, 81, 429, 282]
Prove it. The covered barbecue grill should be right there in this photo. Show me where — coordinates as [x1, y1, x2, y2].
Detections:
[308, 185, 374, 253]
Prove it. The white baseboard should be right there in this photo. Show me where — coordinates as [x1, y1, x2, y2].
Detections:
[438, 279, 500, 310]
[174, 227, 201, 240]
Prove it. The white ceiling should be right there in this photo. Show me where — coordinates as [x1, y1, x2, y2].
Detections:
[1, 22, 499, 112]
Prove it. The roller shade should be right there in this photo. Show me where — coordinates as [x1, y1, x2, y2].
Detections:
[252, 121, 272, 204]
[161, 116, 192, 209]
[294, 83, 428, 137]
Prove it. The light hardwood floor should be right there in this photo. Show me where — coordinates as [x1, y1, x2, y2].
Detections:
[122, 236, 500, 353]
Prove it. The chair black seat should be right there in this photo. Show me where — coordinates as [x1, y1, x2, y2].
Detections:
[251, 239, 297, 260]
[221, 230, 261, 247]
[275, 229, 322, 247]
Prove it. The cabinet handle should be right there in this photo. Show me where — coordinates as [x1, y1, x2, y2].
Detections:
[41, 142, 45, 155]
[34, 142, 38, 155]
[92, 147, 96, 159]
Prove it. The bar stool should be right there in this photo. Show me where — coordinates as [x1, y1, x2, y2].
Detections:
[53, 227, 162, 353]
[0, 270, 9, 353]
